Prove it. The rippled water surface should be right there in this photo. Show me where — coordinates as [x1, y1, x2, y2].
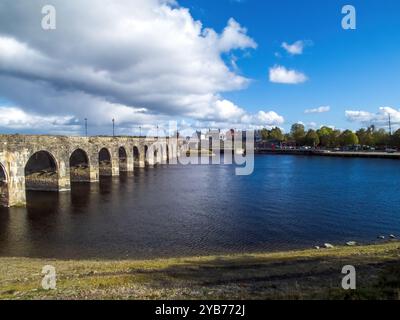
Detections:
[1, 155, 399, 259]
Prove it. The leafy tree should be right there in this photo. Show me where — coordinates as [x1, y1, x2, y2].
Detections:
[305, 129, 320, 147]
[373, 128, 389, 147]
[317, 126, 334, 147]
[329, 129, 342, 147]
[261, 128, 269, 141]
[290, 123, 306, 145]
[269, 127, 284, 141]
[340, 130, 359, 146]
[391, 129, 400, 148]
[356, 128, 374, 146]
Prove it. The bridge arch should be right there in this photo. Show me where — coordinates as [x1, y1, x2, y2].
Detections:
[166, 144, 170, 163]
[133, 146, 140, 168]
[160, 142, 168, 163]
[144, 145, 149, 166]
[119, 146, 128, 172]
[99, 147, 112, 176]
[0, 162, 9, 207]
[69, 148, 90, 182]
[25, 150, 59, 191]
[154, 148, 159, 165]
[154, 142, 166, 165]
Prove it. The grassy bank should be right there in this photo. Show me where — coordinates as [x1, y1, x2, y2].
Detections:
[1, 242, 400, 300]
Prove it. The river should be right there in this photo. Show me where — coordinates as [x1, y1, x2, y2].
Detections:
[0, 155, 399, 259]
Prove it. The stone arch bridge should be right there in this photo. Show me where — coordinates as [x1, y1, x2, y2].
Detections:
[0, 135, 177, 207]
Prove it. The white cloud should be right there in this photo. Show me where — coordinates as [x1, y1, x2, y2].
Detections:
[304, 106, 330, 114]
[253, 111, 284, 125]
[269, 65, 308, 84]
[345, 110, 374, 123]
[0, 0, 266, 133]
[216, 18, 257, 52]
[0, 106, 78, 133]
[166, 109, 285, 135]
[214, 99, 246, 120]
[237, 110, 284, 129]
[282, 41, 305, 55]
[189, 109, 285, 131]
[345, 107, 400, 127]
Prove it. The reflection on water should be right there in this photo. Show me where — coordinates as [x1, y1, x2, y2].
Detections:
[0, 156, 400, 259]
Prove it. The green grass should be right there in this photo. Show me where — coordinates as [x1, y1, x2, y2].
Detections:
[1, 242, 400, 300]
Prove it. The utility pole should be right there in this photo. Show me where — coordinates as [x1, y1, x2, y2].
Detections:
[157, 125, 159, 139]
[84, 118, 88, 137]
[112, 118, 115, 137]
[139, 126, 142, 138]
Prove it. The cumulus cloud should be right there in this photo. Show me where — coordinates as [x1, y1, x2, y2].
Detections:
[253, 111, 284, 125]
[0, 0, 273, 134]
[217, 18, 257, 52]
[304, 106, 330, 114]
[235, 110, 284, 128]
[269, 65, 307, 84]
[282, 41, 304, 55]
[185, 109, 285, 132]
[214, 99, 246, 120]
[0, 105, 79, 134]
[281, 40, 312, 55]
[345, 107, 400, 127]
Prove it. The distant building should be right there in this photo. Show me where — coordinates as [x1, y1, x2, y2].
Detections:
[225, 129, 242, 141]
[205, 129, 225, 141]
[188, 130, 205, 150]
[254, 130, 263, 143]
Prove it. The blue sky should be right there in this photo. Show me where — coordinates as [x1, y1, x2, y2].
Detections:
[181, 0, 400, 130]
[0, 0, 400, 135]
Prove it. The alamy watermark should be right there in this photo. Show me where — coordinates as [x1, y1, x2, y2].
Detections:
[35, 4, 358, 176]
[41, 4, 356, 31]
[38, 263, 357, 292]
[140, 121, 255, 176]
[341, 265, 356, 290]
[41, 265, 57, 290]
[41, 5, 56, 30]
[342, 5, 356, 30]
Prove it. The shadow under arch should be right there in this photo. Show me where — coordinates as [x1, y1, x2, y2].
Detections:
[166, 144, 170, 164]
[144, 145, 149, 166]
[70, 148, 90, 183]
[0, 162, 9, 207]
[99, 148, 112, 176]
[25, 150, 59, 192]
[119, 146, 128, 172]
[133, 146, 140, 168]
[154, 148, 159, 165]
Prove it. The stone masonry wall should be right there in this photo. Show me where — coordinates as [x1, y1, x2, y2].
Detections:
[0, 135, 176, 207]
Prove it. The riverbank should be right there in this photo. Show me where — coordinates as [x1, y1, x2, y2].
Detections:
[256, 149, 400, 160]
[1, 242, 399, 300]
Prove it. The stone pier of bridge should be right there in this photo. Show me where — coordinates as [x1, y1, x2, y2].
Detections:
[0, 135, 177, 207]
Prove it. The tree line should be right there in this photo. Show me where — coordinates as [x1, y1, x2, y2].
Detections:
[259, 124, 400, 148]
